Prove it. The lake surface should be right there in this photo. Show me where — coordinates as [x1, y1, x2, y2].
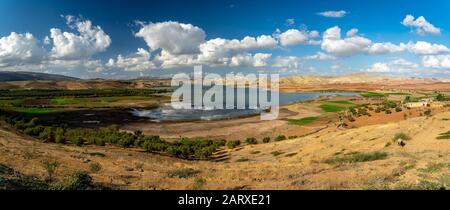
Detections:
[130, 91, 357, 122]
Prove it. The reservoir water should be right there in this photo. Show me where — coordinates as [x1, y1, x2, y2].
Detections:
[130, 90, 357, 122]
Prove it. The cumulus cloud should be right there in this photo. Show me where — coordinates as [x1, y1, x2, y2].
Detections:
[321, 26, 372, 56]
[0, 32, 45, 67]
[50, 15, 111, 60]
[365, 59, 419, 73]
[277, 29, 319, 46]
[317, 10, 347, 18]
[401, 14, 441, 35]
[107, 48, 157, 71]
[400, 41, 449, 55]
[135, 21, 206, 55]
[230, 53, 272, 67]
[421, 55, 450, 69]
[321, 26, 449, 56]
[272, 56, 301, 69]
[196, 35, 277, 66]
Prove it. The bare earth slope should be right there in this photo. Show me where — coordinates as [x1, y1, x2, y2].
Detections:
[280, 73, 450, 92]
[1, 111, 449, 189]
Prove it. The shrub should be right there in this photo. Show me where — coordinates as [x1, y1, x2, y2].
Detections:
[167, 168, 200, 178]
[424, 109, 432, 116]
[71, 137, 84, 146]
[395, 106, 403, 112]
[89, 162, 102, 173]
[245, 137, 257, 145]
[262, 137, 270, 143]
[39, 127, 54, 142]
[274, 135, 286, 141]
[227, 140, 241, 149]
[58, 171, 94, 190]
[385, 109, 392, 114]
[54, 127, 65, 144]
[393, 132, 411, 141]
[42, 160, 59, 182]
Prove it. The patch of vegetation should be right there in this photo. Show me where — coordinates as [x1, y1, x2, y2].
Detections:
[227, 140, 241, 149]
[360, 92, 386, 98]
[285, 152, 297, 157]
[436, 131, 450, 140]
[271, 151, 285, 156]
[245, 137, 257, 145]
[287, 116, 319, 125]
[42, 160, 59, 182]
[274, 135, 287, 141]
[418, 162, 446, 173]
[236, 157, 249, 162]
[320, 103, 347, 112]
[167, 168, 200, 178]
[89, 162, 102, 173]
[10, 107, 57, 114]
[193, 177, 206, 190]
[250, 151, 261, 154]
[323, 151, 388, 164]
[392, 132, 411, 141]
[262, 137, 270, 143]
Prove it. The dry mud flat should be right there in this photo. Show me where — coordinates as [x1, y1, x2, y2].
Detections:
[1, 110, 449, 189]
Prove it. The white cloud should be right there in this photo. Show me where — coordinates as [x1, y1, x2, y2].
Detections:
[303, 52, 336, 60]
[272, 56, 301, 69]
[196, 35, 277, 66]
[0, 32, 45, 67]
[50, 15, 111, 60]
[401, 14, 441, 35]
[135, 21, 206, 55]
[321, 26, 372, 56]
[230, 53, 272, 67]
[278, 29, 312, 46]
[365, 59, 419, 73]
[107, 48, 157, 71]
[321, 26, 449, 56]
[421, 55, 450, 69]
[346, 28, 358, 37]
[317, 10, 347, 18]
[400, 41, 449, 55]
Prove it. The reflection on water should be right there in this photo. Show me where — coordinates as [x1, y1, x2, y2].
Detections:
[130, 91, 357, 122]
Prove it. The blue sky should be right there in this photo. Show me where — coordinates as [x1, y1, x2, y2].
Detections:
[1, 0, 450, 78]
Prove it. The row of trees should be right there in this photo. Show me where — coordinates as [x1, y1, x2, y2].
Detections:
[0, 109, 222, 160]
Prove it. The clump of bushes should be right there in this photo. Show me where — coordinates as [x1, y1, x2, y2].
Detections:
[245, 137, 257, 145]
[274, 135, 287, 141]
[227, 140, 241, 149]
[262, 137, 270, 143]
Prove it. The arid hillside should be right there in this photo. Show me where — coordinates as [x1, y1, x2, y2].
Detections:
[280, 73, 450, 92]
[1, 110, 449, 190]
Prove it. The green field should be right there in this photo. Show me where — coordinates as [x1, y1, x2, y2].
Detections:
[319, 101, 354, 112]
[9, 107, 57, 114]
[287, 116, 319, 125]
[360, 92, 386, 97]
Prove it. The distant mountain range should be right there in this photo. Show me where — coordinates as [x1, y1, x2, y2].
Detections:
[0, 71, 78, 82]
